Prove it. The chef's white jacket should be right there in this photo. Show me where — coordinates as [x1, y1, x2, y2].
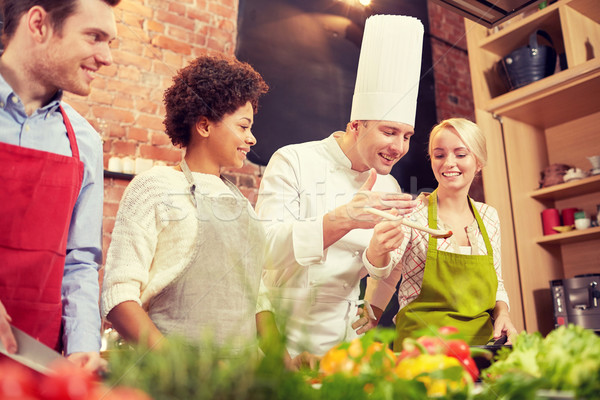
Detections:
[255, 133, 403, 356]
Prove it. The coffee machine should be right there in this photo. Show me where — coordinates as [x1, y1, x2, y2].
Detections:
[551, 274, 600, 331]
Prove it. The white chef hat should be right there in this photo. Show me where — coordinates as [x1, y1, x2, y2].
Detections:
[350, 15, 424, 127]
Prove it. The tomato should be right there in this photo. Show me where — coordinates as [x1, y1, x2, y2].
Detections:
[445, 339, 470, 361]
[416, 336, 445, 355]
[438, 326, 459, 336]
[39, 362, 98, 400]
[0, 360, 39, 399]
[396, 348, 420, 362]
[458, 356, 479, 381]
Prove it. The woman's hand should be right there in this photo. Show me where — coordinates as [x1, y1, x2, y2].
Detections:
[365, 214, 405, 268]
[493, 301, 518, 344]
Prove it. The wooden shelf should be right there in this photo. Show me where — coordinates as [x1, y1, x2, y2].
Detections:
[484, 58, 600, 128]
[104, 170, 135, 180]
[479, 2, 563, 55]
[465, 0, 600, 335]
[530, 174, 600, 201]
[536, 225, 600, 244]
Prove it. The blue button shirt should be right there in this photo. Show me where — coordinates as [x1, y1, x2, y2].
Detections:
[0, 74, 103, 355]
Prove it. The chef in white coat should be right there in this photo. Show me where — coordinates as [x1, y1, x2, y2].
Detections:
[255, 15, 425, 357]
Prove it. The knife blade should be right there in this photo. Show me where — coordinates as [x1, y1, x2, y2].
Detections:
[0, 324, 70, 375]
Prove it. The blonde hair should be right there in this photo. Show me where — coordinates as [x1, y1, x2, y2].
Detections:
[428, 118, 487, 168]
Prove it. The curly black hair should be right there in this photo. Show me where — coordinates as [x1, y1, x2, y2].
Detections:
[163, 54, 269, 148]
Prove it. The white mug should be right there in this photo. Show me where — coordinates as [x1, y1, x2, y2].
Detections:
[575, 218, 591, 230]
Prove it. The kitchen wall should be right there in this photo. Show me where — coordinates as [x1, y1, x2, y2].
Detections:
[61, 0, 474, 264]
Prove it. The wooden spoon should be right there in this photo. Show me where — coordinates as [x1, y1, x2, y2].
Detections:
[365, 207, 453, 239]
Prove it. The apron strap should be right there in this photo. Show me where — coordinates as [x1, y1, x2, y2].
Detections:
[58, 105, 80, 161]
[427, 190, 493, 257]
[180, 159, 198, 209]
[427, 190, 439, 253]
[469, 198, 494, 256]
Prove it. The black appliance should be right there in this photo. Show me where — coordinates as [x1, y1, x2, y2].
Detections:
[551, 274, 600, 331]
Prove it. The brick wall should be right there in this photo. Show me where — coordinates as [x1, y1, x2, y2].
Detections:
[427, 2, 481, 200]
[427, 1, 475, 121]
[64, 0, 474, 264]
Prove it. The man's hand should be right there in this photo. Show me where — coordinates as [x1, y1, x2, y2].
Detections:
[0, 300, 17, 354]
[324, 169, 417, 249]
[352, 303, 382, 335]
[67, 352, 108, 374]
[343, 169, 416, 230]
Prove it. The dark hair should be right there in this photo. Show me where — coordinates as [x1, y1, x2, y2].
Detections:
[1, 0, 121, 43]
[163, 54, 269, 148]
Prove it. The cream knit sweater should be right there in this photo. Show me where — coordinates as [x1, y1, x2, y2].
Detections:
[101, 166, 272, 319]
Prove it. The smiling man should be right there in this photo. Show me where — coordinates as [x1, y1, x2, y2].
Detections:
[0, 0, 120, 372]
[255, 15, 425, 357]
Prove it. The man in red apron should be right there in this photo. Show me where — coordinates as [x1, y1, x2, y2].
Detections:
[0, 0, 119, 372]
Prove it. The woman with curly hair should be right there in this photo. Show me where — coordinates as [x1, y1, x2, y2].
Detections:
[100, 55, 304, 364]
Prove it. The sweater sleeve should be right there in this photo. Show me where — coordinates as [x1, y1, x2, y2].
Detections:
[101, 174, 162, 319]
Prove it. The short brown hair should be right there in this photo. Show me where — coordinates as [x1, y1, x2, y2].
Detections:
[1, 0, 121, 44]
[163, 54, 269, 148]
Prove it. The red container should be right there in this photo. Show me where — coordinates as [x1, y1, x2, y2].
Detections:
[542, 208, 561, 235]
[561, 208, 578, 226]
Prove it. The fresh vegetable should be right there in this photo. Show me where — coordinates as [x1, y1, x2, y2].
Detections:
[0, 360, 38, 399]
[0, 359, 152, 400]
[395, 353, 467, 397]
[319, 329, 397, 377]
[481, 324, 600, 399]
[399, 326, 490, 382]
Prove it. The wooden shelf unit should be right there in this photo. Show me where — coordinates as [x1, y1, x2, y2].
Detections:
[465, 0, 600, 335]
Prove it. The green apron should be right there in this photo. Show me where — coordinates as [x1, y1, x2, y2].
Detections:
[394, 190, 498, 349]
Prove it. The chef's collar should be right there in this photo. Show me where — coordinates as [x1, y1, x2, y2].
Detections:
[326, 132, 376, 177]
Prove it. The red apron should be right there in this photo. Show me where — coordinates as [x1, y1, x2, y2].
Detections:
[0, 106, 83, 352]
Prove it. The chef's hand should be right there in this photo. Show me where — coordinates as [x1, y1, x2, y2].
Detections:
[335, 169, 417, 230]
[67, 351, 108, 374]
[285, 351, 321, 371]
[0, 300, 17, 354]
[352, 304, 383, 335]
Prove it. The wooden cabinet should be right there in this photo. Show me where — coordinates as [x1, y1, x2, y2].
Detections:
[464, 0, 600, 335]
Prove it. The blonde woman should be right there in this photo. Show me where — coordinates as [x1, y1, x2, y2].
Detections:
[363, 118, 517, 349]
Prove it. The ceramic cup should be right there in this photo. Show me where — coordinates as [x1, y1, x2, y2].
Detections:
[575, 218, 591, 230]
